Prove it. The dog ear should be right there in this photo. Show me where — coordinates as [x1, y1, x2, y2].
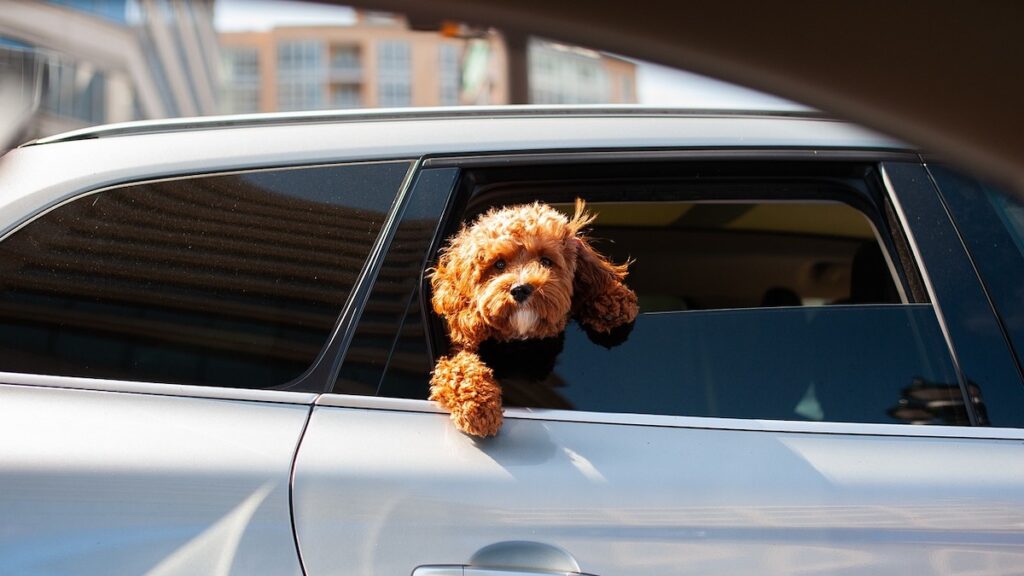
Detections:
[430, 237, 488, 348]
[568, 199, 639, 334]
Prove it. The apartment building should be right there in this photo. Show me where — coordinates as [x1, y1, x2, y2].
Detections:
[220, 13, 637, 113]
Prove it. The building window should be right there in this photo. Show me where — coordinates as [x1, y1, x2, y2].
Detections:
[331, 46, 360, 70]
[529, 39, 610, 104]
[331, 84, 362, 108]
[439, 43, 461, 106]
[277, 41, 324, 111]
[221, 47, 260, 114]
[377, 40, 411, 107]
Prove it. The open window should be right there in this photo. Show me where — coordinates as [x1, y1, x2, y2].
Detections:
[359, 159, 970, 425]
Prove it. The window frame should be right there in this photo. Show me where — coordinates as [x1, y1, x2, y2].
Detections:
[0, 159, 418, 401]
[328, 149, 1023, 431]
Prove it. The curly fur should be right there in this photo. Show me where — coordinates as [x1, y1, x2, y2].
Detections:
[429, 199, 638, 437]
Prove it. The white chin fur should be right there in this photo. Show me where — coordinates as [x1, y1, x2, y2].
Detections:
[510, 308, 538, 338]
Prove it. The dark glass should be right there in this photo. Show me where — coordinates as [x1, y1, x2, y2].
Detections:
[0, 161, 410, 389]
[497, 305, 965, 425]
[373, 284, 434, 398]
[885, 162, 1024, 427]
[929, 166, 1024, 382]
[335, 168, 456, 395]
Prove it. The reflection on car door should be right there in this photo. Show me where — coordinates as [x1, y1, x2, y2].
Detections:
[0, 383, 309, 576]
[292, 399, 1024, 576]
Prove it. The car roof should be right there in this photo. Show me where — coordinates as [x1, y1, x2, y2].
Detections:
[24, 105, 899, 147]
[0, 107, 907, 238]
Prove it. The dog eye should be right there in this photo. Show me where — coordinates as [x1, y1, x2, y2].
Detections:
[539, 257, 554, 268]
[494, 259, 506, 271]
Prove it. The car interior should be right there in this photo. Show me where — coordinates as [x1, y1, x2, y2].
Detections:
[452, 160, 908, 314]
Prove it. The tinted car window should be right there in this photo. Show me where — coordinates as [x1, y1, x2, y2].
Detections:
[930, 165, 1024, 376]
[0, 162, 410, 389]
[500, 305, 963, 424]
[335, 168, 456, 396]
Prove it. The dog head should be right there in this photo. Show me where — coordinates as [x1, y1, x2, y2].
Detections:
[431, 199, 636, 348]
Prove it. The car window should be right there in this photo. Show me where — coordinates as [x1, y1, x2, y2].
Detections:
[929, 165, 1024, 384]
[504, 306, 959, 424]
[346, 161, 971, 425]
[333, 168, 457, 396]
[0, 161, 410, 390]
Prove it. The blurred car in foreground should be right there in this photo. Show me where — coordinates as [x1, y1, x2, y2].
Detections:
[1, 107, 1023, 575]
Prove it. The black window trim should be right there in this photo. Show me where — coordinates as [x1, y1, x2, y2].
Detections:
[421, 148, 920, 169]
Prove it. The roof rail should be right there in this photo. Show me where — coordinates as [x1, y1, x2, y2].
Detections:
[25, 105, 827, 146]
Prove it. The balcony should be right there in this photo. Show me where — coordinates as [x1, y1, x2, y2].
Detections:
[329, 64, 363, 83]
[329, 48, 362, 83]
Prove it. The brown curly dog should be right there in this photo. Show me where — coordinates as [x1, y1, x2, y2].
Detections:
[429, 199, 638, 437]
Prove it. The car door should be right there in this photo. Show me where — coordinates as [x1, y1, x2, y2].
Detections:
[292, 157, 1024, 576]
[0, 159, 412, 575]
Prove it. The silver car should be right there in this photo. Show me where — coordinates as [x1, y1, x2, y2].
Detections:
[2, 108, 1023, 576]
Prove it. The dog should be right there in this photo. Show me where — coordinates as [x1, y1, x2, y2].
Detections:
[429, 199, 638, 437]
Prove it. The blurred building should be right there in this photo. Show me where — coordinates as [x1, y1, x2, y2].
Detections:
[219, 13, 503, 113]
[0, 0, 220, 139]
[219, 14, 638, 113]
[0, 1, 639, 141]
[530, 40, 636, 104]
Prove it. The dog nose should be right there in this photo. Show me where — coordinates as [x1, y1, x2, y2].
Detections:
[510, 283, 534, 303]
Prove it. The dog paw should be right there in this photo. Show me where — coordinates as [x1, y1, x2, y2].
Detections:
[430, 350, 504, 437]
[584, 318, 635, 348]
[575, 283, 638, 334]
[450, 397, 503, 437]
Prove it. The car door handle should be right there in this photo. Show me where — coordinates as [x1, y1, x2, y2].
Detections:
[413, 541, 594, 576]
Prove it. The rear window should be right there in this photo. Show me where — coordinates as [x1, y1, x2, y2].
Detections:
[0, 161, 410, 390]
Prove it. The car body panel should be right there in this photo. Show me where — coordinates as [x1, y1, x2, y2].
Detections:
[0, 383, 308, 576]
[0, 110, 901, 237]
[293, 397, 1024, 576]
[0, 370, 319, 403]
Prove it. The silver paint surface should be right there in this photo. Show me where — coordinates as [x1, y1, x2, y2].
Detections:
[0, 384, 307, 576]
[294, 399, 1024, 576]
